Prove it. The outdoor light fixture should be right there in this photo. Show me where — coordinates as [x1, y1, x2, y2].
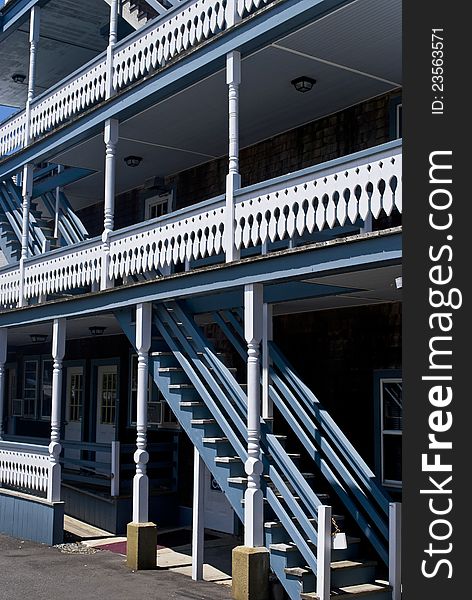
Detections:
[124, 155, 143, 167]
[30, 333, 48, 344]
[89, 326, 107, 336]
[12, 73, 27, 84]
[291, 76, 316, 93]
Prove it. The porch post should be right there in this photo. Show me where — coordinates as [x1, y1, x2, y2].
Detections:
[127, 302, 157, 570]
[101, 118, 119, 289]
[262, 303, 273, 421]
[232, 283, 269, 600]
[191, 447, 205, 581]
[24, 6, 40, 145]
[106, 0, 119, 100]
[0, 329, 7, 440]
[48, 318, 66, 502]
[389, 502, 402, 600]
[224, 50, 241, 263]
[18, 164, 33, 307]
[243, 283, 264, 547]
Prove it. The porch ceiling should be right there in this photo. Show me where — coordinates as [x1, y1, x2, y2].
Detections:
[6, 313, 122, 347]
[0, 0, 110, 107]
[50, 0, 401, 210]
[273, 264, 402, 315]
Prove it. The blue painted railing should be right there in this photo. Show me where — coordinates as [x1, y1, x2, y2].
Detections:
[217, 308, 391, 564]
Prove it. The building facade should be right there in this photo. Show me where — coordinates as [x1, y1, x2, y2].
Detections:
[0, 0, 402, 598]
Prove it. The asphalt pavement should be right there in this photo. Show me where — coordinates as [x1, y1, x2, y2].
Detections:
[0, 534, 232, 600]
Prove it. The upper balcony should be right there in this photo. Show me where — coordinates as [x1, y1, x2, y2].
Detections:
[0, 0, 401, 172]
[0, 0, 283, 161]
[0, 138, 402, 311]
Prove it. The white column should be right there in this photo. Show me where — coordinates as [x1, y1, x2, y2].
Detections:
[48, 318, 66, 502]
[244, 283, 264, 547]
[224, 51, 241, 263]
[262, 303, 273, 421]
[316, 505, 332, 600]
[101, 118, 119, 289]
[192, 448, 205, 581]
[0, 329, 7, 440]
[24, 6, 40, 145]
[133, 302, 152, 523]
[106, 0, 118, 99]
[18, 164, 33, 307]
[389, 502, 402, 600]
[54, 165, 63, 240]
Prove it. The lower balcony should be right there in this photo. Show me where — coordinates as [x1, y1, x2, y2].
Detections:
[0, 140, 401, 310]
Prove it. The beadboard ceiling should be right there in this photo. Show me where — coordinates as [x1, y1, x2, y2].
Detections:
[0, 0, 110, 106]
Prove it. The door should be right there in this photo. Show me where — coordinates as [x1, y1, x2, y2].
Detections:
[96, 365, 118, 468]
[204, 469, 235, 534]
[64, 366, 84, 468]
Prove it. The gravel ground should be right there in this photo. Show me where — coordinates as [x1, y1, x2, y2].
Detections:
[0, 533, 232, 600]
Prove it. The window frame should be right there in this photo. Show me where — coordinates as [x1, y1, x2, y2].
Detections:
[144, 191, 173, 221]
[374, 369, 402, 490]
[128, 352, 179, 430]
[22, 358, 40, 419]
[40, 358, 53, 420]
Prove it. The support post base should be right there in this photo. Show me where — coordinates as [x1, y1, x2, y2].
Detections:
[126, 522, 157, 570]
[232, 546, 269, 600]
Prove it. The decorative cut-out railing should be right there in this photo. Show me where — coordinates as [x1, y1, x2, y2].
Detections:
[0, 141, 402, 309]
[0, 440, 51, 498]
[0, 0, 274, 159]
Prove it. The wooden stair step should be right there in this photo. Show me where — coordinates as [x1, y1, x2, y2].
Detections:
[215, 456, 242, 464]
[227, 476, 247, 485]
[300, 582, 392, 599]
[191, 418, 216, 425]
[180, 401, 204, 408]
[202, 437, 228, 443]
[331, 559, 377, 571]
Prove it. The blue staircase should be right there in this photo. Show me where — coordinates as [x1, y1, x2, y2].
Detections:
[115, 300, 395, 599]
[0, 174, 88, 264]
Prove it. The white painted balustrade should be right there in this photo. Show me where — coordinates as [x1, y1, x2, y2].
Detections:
[234, 145, 402, 250]
[0, 441, 51, 496]
[0, 0, 273, 159]
[23, 238, 103, 301]
[0, 143, 402, 309]
[108, 197, 226, 279]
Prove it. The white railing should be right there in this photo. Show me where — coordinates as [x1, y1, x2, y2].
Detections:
[234, 143, 402, 250]
[23, 237, 103, 301]
[30, 55, 107, 141]
[0, 0, 274, 159]
[0, 111, 27, 157]
[108, 196, 226, 279]
[0, 142, 402, 309]
[0, 264, 21, 307]
[0, 440, 51, 497]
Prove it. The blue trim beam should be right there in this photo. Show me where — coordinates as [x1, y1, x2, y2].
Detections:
[0, 231, 402, 327]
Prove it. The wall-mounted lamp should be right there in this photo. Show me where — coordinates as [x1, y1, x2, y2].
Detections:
[12, 73, 27, 84]
[89, 326, 107, 336]
[291, 76, 316, 93]
[124, 155, 143, 168]
[30, 334, 48, 344]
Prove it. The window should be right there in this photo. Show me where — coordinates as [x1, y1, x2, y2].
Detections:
[40, 360, 53, 419]
[7, 366, 21, 417]
[129, 354, 178, 428]
[68, 371, 84, 422]
[145, 192, 173, 220]
[380, 378, 402, 487]
[396, 103, 402, 138]
[23, 360, 39, 418]
[100, 371, 117, 425]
